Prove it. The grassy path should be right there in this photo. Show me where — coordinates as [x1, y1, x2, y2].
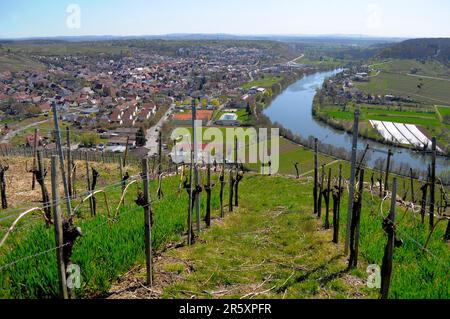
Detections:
[108, 174, 375, 299]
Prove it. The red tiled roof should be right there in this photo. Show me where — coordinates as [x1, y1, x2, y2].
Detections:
[173, 110, 213, 122]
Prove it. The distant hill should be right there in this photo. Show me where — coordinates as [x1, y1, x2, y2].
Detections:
[379, 38, 450, 64]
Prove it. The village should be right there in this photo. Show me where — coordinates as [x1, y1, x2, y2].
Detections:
[0, 43, 301, 158]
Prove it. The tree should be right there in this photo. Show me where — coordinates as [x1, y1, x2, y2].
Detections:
[80, 132, 101, 147]
[136, 127, 147, 147]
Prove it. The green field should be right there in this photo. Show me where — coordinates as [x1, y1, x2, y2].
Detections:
[324, 106, 441, 127]
[242, 75, 282, 90]
[372, 59, 450, 78]
[0, 137, 448, 299]
[355, 71, 450, 106]
[0, 54, 46, 72]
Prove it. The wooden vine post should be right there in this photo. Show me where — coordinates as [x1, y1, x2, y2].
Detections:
[324, 167, 332, 229]
[158, 130, 163, 176]
[0, 161, 8, 209]
[51, 103, 73, 217]
[85, 153, 95, 217]
[36, 150, 52, 223]
[123, 136, 130, 167]
[420, 168, 430, 224]
[383, 149, 393, 197]
[294, 162, 299, 179]
[345, 109, 360, 255]
[348, 169, 364, 269]
[140, 158, 153, 286]
[317, 164, 325, 218]
[429, 137, 436, 229]
[50, 156, 69, 299]
[66, 127, 72, 198]
[205, 161, 212, 227]
[313, 138, 318, 215]
[380, 178, 398, 299]
[332, 164, 343, 244]
[91, 168, 99, 216]
[31, 128, 39, 190]
[229, 169, 235, 212]
[235, 165, 243, 208]
[410, 168, 415, 203]
[219, 163, 225, 218]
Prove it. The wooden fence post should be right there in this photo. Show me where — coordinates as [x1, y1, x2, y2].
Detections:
[37, 151, 52, 223]
[205, 162, 212, 227]
[380, 178, 397, 299]
[51, 155, 69, 299]
[91, 168, 99, 216]
[410, 168, 415, 203]
[324, 167, 332, 229]
[420, 180, 429, 224]
[219, 165, 225, 218]
[229, 169, 234, 212]
[332, 164, 343, 244]
[429, 137, 436, 229]
[123, 136, 130, 167]
[0, 162, 8, 209]
[141, 158, 153, 286]
[158, 131, 163, 176]
[31, 128, 38, 190]
[51, 103, 73, 217]
[384, 150, 393, 197]
[348, 169, 364, 269]
[85, 153, 94, 217]
[313, 138, 318, 215]
[66, 127, 72, 198]
[317, 164, 325, 218]
[346, 109, 360, 255]
[235, 166, 243, 207]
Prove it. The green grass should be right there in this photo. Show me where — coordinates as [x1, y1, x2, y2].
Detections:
[437, 106, 450, 117]
[242, 75, 282, 90]
[372, 59, 450, 78]
[161, 173, 449, 299]
[355, 72, 450, 106]
[163, 174, 376, 299]
[0, 147, 448, 299]
[0, 54, 46, 72]
[0, 171, 223, 298]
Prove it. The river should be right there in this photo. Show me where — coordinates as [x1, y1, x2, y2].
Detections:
[263, 70, 448, 174]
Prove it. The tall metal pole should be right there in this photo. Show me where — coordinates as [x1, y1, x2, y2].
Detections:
[52, 103, 73, 217]
[345, 109, 360, 255]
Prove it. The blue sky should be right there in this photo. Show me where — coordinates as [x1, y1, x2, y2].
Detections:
[1, 0, 449, 39]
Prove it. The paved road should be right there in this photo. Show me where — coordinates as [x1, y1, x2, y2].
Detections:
[0, 119, 50, 144]
[145, 105, 176, 156]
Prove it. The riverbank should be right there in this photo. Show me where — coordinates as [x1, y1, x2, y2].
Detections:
[260, 69, 449, 175]
[312, 102, 449, 157]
